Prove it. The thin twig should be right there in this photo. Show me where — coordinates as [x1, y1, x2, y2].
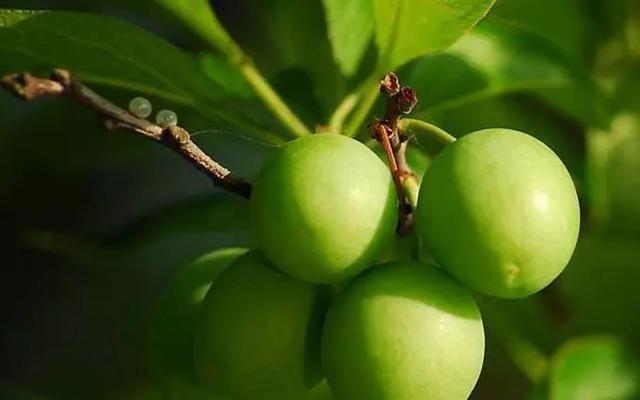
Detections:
[233, 57, 310, 138]
[185, 10, 310, 138]
[1, 69, 252, 198]
[370, 72, 419, 234]
[345, 75, 382, 137]
[327, 92, 360, 133]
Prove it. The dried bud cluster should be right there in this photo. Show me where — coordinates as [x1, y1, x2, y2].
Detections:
[398, 87, 417, 114]
[380, 72, 400, 97]
[380, 72, 418, 116]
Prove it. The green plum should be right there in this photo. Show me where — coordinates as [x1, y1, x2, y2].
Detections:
[322, 262, 484, 400]
[148, 247, 247, 381]
[416, 129, 580, 298]
[194, 251, 329, 400]
[251, 134, 398, 283]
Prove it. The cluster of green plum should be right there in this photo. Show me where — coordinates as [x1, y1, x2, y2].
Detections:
[187, 129, 580, 400]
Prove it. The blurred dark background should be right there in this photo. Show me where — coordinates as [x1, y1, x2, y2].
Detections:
[0, 0, 639, 399]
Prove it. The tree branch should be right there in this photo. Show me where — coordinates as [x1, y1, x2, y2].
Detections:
[1, 69, 251, 198]
[370, 72, 419, 234]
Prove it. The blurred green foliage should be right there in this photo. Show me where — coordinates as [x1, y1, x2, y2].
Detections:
[548, 336, 640, 399]
[1, 0, 640, 399]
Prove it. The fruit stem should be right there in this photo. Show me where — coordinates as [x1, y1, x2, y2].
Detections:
[328, 92, 360, 133]
[397, 141, 419, 209]
[370, 72, 420, 234]
[159, 3, 309, 139]
[371, 122, 413, 234]
[229, 50, 311, 138]
[345, 74, 384, 137]
[398, 119, 457, 144]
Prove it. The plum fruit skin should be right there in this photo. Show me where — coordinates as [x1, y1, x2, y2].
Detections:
[416, 128, 580, 298]
[251, 134, 398, 283]
[194, 251, 328, 400]
[322, 262, 485, 400]
[148, 247, 247, 381]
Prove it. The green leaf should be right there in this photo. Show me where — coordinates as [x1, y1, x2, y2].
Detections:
[372, 0, 496, 69]
[488, 0, 598, 57]
[423, 95, 585, 180]
[0, 8, 42, 26]
[529, 382, 548, 400]
[270, 67, 326, 125]
[197, 52, 253, 99]
[561, 234, 640, 337]
[0, 10, 222, 106]
[549, 336, 640, 400]
[0, 10, 283, 142]
[404, 21, 612, 127]
[534, 84, 613, 129]
[151, 0, 233, 54]
[616, 63, 640, 112]
[22, 229, 122, 273]
[322, 0, 374, 76]
[112, 195, 251, 251]
[251, 0, 345, 111]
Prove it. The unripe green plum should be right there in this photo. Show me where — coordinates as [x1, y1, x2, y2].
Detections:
[322, 262, 484, 400]
[194, 251, 328, 400]
[148, 247, 247, 381]
[416, 129, 580, 298]
[251, 134, 397, 283]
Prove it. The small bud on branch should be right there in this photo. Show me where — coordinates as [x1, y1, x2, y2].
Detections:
[370, 72, 420, 234]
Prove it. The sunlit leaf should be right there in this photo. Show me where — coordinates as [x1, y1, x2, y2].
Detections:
[322, 0, 374, 76]
[112, 195, 251, 250]
[151, 0, 233, 53]
[197, 52, 253, 99]
[0, 10, 224, 106]
[404, 22, 611, 127]
[251, 0, 345, 111]
[372, 0, 496, 69]
[489, 0, 598, 57]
